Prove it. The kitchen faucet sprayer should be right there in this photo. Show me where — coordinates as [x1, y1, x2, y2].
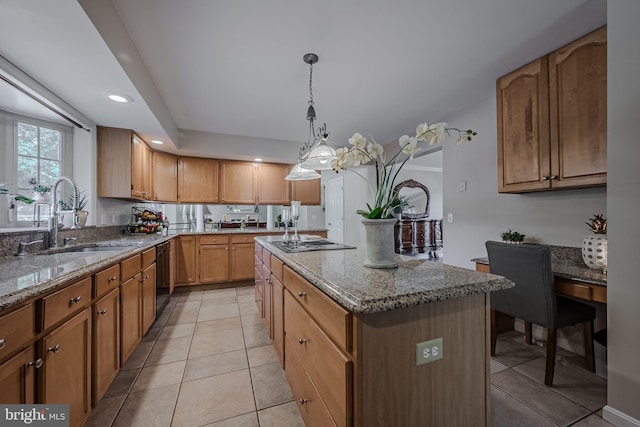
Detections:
[49, 176, 80, 247]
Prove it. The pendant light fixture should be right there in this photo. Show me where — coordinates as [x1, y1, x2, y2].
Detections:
[285, 53, 336, 181]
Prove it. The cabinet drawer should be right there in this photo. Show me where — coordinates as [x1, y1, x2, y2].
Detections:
[231, 234, 257, 244]
[555, 279, 591, 301]
[284, 266, 352, 352]
[200, 235, 229, 245]
[94, 264, 120, 298]
[42, 277, 92, 330]
[121, 254, 141, 281]
[142, 247, 156, 269]
[0, 304, 34, 359]
[255, 243, 263, 261]
[263, 248, 271, 271]
[285, 292, 351, 427]
[270, 255, 283, 283]
[285, 338, 338, 427]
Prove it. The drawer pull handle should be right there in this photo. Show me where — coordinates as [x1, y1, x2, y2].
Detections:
[28, 358, 44, 369]
[69, 296, 82, 304]
[298, 338, 307, 345]
[297, 291, 306, 297]
[0, 338, 4, 349]
[299, 398, 308, 405]
[98, 309, 108, 315]
[108, 275, 117, 282]
[47, 344, 61, 354]
[541, 176, 550, 181]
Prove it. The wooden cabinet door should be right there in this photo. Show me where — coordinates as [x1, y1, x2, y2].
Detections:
[219, 161, 256, 204]
[0, 346, 37, 404]
[176, 236, 197, 284]
[230, 243, 256, 281]
[199, 245, 229, 283]
[549, 26, 607, 188]
[131, 134, 146, 200]
[93, 287, 120, 406]
[41, 308, 91, 427]
[178, 157, 219, 203]
[263, 274, 272, 336]
[291, 175, 322, 205]
[257, 163, 290, 204]
[141, 263, 157, 335]
[152, 151, 178, 202]
[169, 238, 176, 294]
[97, 126, 134, 199]
[272, 276, 284, 367]
[497, 57, 551, 193]
[120, 273, 141, 365]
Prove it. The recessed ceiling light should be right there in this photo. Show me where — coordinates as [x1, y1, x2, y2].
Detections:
[254, 158, 263, 162]
[106, 93, 133, 103]
[151, 140, 164, 145]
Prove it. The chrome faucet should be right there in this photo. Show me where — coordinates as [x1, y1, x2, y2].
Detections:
[49, 177, 80, 248]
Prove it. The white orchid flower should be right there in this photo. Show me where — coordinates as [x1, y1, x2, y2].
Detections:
[348, 133, 367, 150]
[367, 142, 384, 159]
[416, 122, 429, 141]
[426, 122, 447, 145]
[399, 135, 418, 154]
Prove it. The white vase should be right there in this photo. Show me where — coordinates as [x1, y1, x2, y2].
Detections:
[77, 210, 88, 227]
[362, 218, 398, 268]
[582, 234, 607, 271]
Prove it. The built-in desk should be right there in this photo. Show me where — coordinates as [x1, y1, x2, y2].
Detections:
[473, 259, 607, 304]
[472, 253, 606, 334]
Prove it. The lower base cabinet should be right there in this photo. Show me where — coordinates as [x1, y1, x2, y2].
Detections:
[141, 263, 157, 335]
[93, 287, 120, 406]
[40, 308, 92, 427]
[120, 273, 142, 365]
[0, 346, 37, 404]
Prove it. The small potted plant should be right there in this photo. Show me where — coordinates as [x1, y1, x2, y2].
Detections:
[500, 229, 525, 244]
[29, 177, 51, 202]
[582, 214, 607, 271]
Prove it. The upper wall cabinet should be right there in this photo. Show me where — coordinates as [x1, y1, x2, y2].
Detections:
[497, 27, 607, 193]
[97, 126, 151, 200]
[178, 157, 219, 203]
[219, 161, 290, 205]
[152, 151, 178, 202]
[289, 168, 322, 205]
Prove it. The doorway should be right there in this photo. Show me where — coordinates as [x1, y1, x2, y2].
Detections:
[325, 177, 344, 243]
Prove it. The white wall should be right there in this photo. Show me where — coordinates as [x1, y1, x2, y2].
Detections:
[442, 96, 606, 268]
[604, 1, 640, 424]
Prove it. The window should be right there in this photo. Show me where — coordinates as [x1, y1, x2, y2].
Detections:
[16, 121, 64, 222]
[0, 110, 73, 226]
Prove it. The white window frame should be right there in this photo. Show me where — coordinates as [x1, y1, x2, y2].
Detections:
[1, 109, 73, 226]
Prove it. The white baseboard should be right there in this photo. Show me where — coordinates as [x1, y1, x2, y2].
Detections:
[603, 406, 640, 427]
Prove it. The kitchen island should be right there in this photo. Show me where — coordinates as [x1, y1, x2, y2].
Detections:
[254, 236, 513, 427]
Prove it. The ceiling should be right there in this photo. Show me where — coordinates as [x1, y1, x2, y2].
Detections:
[0, 0, 606, 163]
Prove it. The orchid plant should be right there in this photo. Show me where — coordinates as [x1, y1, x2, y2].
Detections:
[332, 123, 476, 219]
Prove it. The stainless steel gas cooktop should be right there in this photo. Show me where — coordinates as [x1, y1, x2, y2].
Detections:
[271, 239, 356, 253]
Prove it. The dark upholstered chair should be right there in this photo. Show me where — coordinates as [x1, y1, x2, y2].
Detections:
[485, 241, 596, 386]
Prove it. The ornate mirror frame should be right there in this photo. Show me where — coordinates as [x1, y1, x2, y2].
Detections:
[392, 179, 430, 219]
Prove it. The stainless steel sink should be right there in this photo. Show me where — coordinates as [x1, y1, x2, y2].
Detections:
[60, 246, 130, 253]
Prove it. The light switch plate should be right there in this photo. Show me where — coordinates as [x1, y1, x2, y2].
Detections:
[416, 337, 444, 366]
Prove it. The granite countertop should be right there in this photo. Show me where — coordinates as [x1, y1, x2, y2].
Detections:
[256, 236, 514, 314]
[471, 256, 607, 286]
[0, 228, 326, 313]
[175, 228, 327, 235]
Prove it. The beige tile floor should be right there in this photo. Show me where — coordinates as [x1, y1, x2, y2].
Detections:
[87, 286, 611, 427]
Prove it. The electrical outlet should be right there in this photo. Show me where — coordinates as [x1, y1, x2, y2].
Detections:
[100, 214, 108, 225]
[416, 337, 444, 366]
[447, 213, 454, 223]
[459, 181, 467, 192]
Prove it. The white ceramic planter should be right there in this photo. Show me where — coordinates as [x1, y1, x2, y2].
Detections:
[362, 218, 398, 269]
[582, 234, 607, 271]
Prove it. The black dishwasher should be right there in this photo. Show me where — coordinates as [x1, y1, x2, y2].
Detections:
[156, 241, 171, 317]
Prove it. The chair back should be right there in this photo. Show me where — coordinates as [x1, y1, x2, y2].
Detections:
[485, 241, 557, 328]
